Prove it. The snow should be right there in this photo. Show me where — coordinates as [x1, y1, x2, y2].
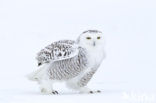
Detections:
[0, 0, 156, 103]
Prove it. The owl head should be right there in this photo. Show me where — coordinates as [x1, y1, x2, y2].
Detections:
[77, 30, 105, 49]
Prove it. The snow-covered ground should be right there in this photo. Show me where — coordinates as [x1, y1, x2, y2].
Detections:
[0, 0, 156, 103]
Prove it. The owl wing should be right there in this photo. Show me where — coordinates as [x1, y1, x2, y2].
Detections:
[36, 40, 79, 66]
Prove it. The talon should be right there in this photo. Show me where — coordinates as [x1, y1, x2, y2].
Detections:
[55, 91, 58, 94]
[89, 91, 93, 94]
[52, 91, 56, 94]
[97, 90, 101, 93]
[52, 91, 58, 94]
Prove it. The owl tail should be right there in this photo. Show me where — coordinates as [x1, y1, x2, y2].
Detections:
[27, 64, 47, 81]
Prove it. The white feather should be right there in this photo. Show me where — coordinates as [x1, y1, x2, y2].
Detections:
[28, 30, 106, 94]
[27, 64, 47, 81]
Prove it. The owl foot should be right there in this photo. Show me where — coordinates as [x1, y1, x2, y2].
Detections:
[89, 90, 101, 94]
[78, 87, 101, 94]
[52, 90, 59, 94]
[41, 88, 58, 94]
[97, 90, 101, 93]
[41, 88, 52, 94]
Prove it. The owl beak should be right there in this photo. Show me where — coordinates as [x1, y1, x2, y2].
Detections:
[93, 41, 96, 46]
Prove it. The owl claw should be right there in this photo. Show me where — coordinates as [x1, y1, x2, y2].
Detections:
[41, 88, 59, 94]
[89, 90, 101, 94]
[97, 90, 101, 93]
[89, 91, 93, 94]
[52, 91, 59, 94]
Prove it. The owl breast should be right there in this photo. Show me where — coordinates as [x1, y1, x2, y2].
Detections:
[86, 47, 105, 69]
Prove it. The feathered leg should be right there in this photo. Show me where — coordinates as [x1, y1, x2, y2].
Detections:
[39, 79, 58, 94]
[27, 64, 58, 94]
[66, 69, 100, 93]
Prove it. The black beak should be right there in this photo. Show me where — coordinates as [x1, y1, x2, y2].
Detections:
[93, 41, 96, 46]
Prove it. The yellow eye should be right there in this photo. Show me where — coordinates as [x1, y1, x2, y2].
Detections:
[86, 37, 91, 40]
[97, 37, 101, 39]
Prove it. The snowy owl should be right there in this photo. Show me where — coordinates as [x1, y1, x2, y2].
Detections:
[28, 30, 105, 94]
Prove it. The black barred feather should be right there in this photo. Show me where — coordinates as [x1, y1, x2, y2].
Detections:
[48, 47, 88, 80]
[36, 40, 79, 66]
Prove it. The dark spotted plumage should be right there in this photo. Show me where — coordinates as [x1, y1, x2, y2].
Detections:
[48, 47, 88, 80]
[35, 40, 89, 81]
[36, 40, 79, 66]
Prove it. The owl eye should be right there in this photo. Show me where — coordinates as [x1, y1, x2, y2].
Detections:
[97, 37, 101, 39]
[86, 37, 91, 40]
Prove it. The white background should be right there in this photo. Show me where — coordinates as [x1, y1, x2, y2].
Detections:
[0, 0, 156, 103]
